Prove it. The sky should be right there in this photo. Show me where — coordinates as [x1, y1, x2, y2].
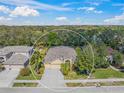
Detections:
[0, 0, 123, 25]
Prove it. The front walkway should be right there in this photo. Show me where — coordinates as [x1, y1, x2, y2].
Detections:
[39, 68, 65, 88]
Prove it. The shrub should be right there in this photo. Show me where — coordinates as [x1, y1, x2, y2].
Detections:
[38, 67, 44, 74]
[61, 62, 70, 75]
[94, 56, 109, 68]
[112, 51, 123, 67]
[20, 68, 30, 76]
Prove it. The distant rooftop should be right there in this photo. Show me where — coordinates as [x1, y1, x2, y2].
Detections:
[44, 46, 77, 63]
[0, 46, 33, 56]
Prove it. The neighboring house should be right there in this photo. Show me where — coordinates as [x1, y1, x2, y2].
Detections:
[4, 54, 29, 68]
[0, 49, 13, 62]
[44, 46, 77, 65]
[3, 46, 33, 57]
[0, 46, 33, 69]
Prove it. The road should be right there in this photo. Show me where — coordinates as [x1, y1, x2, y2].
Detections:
[0, 69, 19, 87]
[0, 86, 124, 93]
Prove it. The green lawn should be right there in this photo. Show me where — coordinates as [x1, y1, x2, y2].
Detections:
[93, 68, 124, 79]
[13, 83, 38, 87]
[64, 71, 87, 80]
[65, 68, 124, 80]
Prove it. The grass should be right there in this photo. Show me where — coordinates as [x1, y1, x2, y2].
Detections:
[64, 71, 87, 80]
[92, 68, 124, 79]
[16, 73, 42, 80]
[64, 68, 124, 80]
[66, 81, 124, 87]
[13, 83, 38, 87]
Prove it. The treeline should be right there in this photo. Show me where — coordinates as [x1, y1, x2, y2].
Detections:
[0, 26, 45, 46]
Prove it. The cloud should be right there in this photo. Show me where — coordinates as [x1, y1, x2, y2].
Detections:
[86, 2, 100, 6]
[0, 0, 71, 11]
[10, 6, 39, 17]
[56, 16, 68, 21]
[104, 13, 124, 24]
[0, 5, 10, 13]
[0, 16, 12, 21]
[78, 7, 103, 14]
[62, 2, 80, 7]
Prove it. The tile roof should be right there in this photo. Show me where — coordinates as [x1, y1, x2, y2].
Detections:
[3, 54, 28, 65]
[44, 46, 77, 63]
[0, 46, 33, 56]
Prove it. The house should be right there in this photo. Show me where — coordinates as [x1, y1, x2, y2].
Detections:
[3, 46, 33, 57]
[0, 49, 13, 62]
[0, 46, 33, 69]
[44, 46, 77, 69]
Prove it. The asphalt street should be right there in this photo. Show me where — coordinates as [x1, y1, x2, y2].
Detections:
[0, 86, 124, 93]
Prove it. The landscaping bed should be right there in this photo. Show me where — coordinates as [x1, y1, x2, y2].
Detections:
[13, 83, 38, 87]
[16, 65, 44, 80]
[16, 73, 42, 80]
[64, 71, 87, 80]
[66, 81, 124, 87]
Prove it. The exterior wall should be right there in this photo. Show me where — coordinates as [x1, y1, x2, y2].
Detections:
[44, 59, 62, 69]
[50, 59, 63, 65]
[45, 64, 60, 69]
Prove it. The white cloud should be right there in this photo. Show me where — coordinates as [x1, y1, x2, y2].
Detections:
[10, 6, 39, 17]
[78, 7, 103, 14]
[56, 16, 68, 21]
[104, 13, 124, 24]
[94, 10, 103, 14]
[86, 2, 100, 6]
[78, 7, 95, 11]
[0, 5, 10, 13]
[62, 2, 80, 7]
[0, 0, 71, 11]
[0, 16, 12, 21]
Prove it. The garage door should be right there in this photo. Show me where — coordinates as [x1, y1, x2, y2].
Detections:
[45, 64, 60, 69]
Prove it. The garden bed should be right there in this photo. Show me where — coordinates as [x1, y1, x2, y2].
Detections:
[64, 71, 87, 80]
[13, 83, 38, 87]
[66, 81, 124, 87]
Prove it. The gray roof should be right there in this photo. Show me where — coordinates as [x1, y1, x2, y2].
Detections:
[0, 46, 33, 56]
[0, 49, 11, 56]
[44, 46, 77, 63]
[3, 54, 28, 65]
[4, 46, 33, 53]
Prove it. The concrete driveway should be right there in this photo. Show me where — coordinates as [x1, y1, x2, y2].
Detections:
[40, 68, 65, 88]
[0, 69, 19, 87]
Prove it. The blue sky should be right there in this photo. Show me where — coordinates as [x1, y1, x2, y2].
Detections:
[0, 0, 123, 25]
